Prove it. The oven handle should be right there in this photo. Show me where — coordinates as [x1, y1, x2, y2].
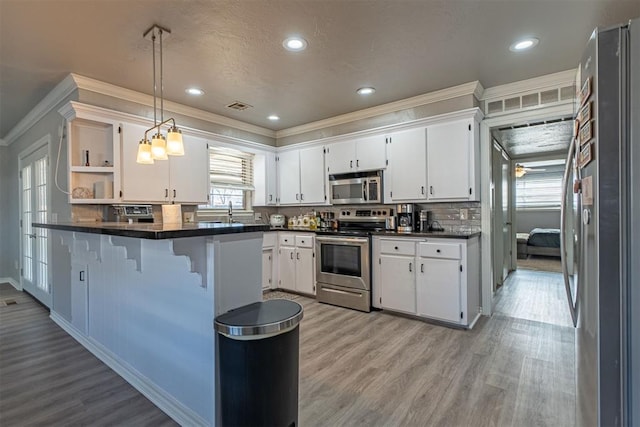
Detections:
[316, 236, 369, 245]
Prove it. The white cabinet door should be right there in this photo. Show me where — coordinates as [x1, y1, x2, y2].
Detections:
[326, 141, 356, 174]
[277, 150, 300, 205]
[278, 246, 296, 291]
[120, 122, 169, 202]
[379, 255, 416, 314]
[387, 127, 428, 201]
[427, 120, 471, 200]
[262, 249, 273, 290]
[355, 135, 387, 171]
[70, 262, 88, 334]
[295, 247, 315, 295]
[169, 134, 209, 204]
[253, 151, 278, 206]
[417, 257, 461, 322]
[299, 145, 326, 204]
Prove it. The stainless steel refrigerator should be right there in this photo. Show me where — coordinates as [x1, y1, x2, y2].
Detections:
[560, 17, 639, 427]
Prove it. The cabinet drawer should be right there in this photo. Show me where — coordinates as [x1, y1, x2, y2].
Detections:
[380, 240, 416, 256]
[295, 235, 314, 248]
[279, 233, 295, 246]
[418, 242, 461, 260]
[263, 232, 277, 248]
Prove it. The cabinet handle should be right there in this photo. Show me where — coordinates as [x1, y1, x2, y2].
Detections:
[269, 194, 272, 201]
[430, 186, 433, 195]
[409, 262, 412, 272]
[79, 271, 85, 282]
[173, 189, 176, 198]
[395, 246, 398, 250]
[421, 264, 424, 273]
[301, 193, 304, 201]
[165, 188, 169, 198]
[290, 252, 294, 260]
[301, 240, 305, 244]
[437, 249, 441, 253]
[296, 193, 299, 200]
[356, 159, 359, 167]
[296, 252, 300, 260]
[421, 186, 425, 195]
[350, 160, 353, 168]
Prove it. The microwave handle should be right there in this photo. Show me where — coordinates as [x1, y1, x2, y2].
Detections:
[363, 180, 368, 201]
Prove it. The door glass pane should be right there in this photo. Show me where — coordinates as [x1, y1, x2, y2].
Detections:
[320, 244, 361, 276]
[35, 157, 48, 292]
[22, 165, 33, 282]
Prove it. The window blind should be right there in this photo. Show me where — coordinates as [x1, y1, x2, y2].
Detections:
[209, 147, 254, 191]
[515, 162, 565, 209]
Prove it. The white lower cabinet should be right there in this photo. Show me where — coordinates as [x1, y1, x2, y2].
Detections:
[277, 233, 315, 296]
[70, 262, 89, 334]
[373, 236, 481, 328]
[262, 232, 277, 290]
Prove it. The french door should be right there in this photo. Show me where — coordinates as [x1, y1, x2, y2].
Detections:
[20, 144, 51, 307]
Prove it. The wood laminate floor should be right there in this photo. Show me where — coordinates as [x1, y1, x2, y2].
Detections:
[1, 272, 575, 426]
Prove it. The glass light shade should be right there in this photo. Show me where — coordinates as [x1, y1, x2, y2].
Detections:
[136, 140, 154, 164]
[151, 133, 168, 160]
[166, 126, 184, 156]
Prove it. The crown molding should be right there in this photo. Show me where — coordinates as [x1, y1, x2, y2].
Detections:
[70, 74, 276, 138]
[4, 74, 78, 145]
[481, 69, 577, 100]
[276, 81, 484, 139]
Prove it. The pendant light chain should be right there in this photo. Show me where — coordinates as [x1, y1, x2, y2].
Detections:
[136, 24, 185, 164]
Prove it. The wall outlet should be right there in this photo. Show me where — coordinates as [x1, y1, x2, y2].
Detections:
[460, 208, 468, 220]
[254, 212, 262, 221]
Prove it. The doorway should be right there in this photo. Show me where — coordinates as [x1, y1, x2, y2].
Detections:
[491, 140, 513, 291]
[19, 139, 51, 307]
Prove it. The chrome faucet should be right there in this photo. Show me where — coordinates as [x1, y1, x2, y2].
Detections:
[228, 201, 233, 223]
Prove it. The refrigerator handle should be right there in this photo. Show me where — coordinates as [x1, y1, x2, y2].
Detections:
[560, 136, 578, 327]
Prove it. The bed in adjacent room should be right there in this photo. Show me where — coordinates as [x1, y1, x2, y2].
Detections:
[517, 228, 561, 259]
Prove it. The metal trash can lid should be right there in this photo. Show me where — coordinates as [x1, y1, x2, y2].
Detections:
[214, 299, 303, 339]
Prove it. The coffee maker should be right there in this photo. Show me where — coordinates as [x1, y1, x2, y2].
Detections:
[396, 204, 415, 233]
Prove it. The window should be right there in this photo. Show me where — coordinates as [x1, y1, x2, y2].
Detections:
[515, 160, 565, 209]
[199, 147, 254, 211]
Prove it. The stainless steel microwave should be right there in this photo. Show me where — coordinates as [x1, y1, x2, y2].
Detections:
[329, 171, 382, 204]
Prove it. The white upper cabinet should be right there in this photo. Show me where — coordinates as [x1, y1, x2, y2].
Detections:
[325, 135, 387, 175]
[120, 122, 208, 204]
[253, 151, 277, 206]
[386, 127, 428, 201]
[277, 146, 326, 205]
[427, 119, 478, 201]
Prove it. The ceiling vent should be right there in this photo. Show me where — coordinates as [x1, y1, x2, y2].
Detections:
[226, 101, 253, 111]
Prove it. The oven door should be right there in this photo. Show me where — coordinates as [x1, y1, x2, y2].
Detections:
[315, 236, 370, 290]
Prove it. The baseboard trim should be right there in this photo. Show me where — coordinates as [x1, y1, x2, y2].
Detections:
[468, 312, 482, 330]
[49, 311, 208, 427]
[0, 277, 22, 291]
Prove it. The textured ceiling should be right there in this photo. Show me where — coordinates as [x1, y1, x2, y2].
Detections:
[1, 0, 639, 139]
[493, 119, 574, 159]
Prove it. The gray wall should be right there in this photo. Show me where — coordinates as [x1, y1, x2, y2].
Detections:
[515, 209, 560, 233]
[0, 92, 76, 283]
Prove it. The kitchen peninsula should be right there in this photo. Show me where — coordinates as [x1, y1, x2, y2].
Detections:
[33, 221, 270, 426]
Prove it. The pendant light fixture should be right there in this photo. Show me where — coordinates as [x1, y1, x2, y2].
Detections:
[137, 24, 184, 164]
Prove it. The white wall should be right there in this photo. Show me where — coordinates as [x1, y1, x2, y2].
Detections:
[0, 145, 7, 278]
[515, 209, 560, 233]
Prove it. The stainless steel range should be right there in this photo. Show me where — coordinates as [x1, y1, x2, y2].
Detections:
[315, 208, 394, 312]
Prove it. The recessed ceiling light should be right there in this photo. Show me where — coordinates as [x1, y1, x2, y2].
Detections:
[509, 37, 539, 52]
[356, 87, 376, 95]
[186, 87, 204, 96]
[283, 36, 307, 52]
[268, 115, 280, 121]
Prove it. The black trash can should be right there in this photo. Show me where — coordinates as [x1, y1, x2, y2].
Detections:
[215, 299, 304, 427]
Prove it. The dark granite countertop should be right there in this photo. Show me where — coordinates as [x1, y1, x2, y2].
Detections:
[33, 222, 270, 240]
[265, 227, 480, 239]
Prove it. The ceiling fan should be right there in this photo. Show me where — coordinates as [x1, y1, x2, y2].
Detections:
[515, 163, 546, 178]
